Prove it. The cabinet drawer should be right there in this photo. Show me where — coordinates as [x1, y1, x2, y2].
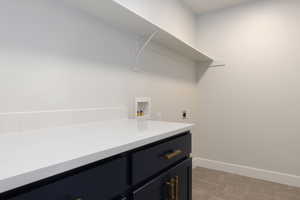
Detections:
[133, 158, 192, 200]
[132, 133, 191, 184]
[8, 157, 129, 200]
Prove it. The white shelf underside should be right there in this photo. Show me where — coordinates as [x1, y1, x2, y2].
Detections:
[64, 0, 213, 63]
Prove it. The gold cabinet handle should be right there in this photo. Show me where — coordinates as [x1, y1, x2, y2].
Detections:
[164, 150, 182, 160]
[166, 178, 176, 200]
[175, 176, 179, 200]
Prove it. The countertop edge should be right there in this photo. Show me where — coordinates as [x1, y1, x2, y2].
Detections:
[0, 125, 193, 194]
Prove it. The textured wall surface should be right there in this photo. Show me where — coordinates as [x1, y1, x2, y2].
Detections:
[196, 0, 300, 176]
[0, 0, 199, 144]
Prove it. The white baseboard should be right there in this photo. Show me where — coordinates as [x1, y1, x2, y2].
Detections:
[193, 157, 300, 188]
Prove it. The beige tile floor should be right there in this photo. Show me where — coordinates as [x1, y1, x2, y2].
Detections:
[192, 167, 300, 200]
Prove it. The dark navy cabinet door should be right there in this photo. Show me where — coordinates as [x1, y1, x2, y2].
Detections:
[133, 159, 192, 200]
[7, 157, 129, 200]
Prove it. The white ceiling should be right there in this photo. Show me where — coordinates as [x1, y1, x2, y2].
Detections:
[182, 0, 255, 14]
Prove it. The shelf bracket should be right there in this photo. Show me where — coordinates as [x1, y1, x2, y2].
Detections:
[209, 60, 226, 68]
[197, 60, 226, 68]
[195, 60, 226, 82]
[133, 30, 159, 71]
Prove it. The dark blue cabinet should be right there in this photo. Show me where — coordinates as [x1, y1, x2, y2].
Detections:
[132, 134, 191, 185]
[2, 132, 191, 200]
[133, 159, 192, 200]
[6, 157, 129, 200]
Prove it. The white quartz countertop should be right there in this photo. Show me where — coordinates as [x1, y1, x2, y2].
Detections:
[0, 119, 193, 193]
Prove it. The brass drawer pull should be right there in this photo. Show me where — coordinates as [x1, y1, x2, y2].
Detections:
[164, 150, 182, 160]
[166, 176, 180, 200]
[166, 178, 176, 200]
[175, 176, 179, 200]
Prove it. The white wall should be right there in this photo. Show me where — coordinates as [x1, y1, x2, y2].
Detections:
[196, 0, 300, 176]
[0, 0, 199, 139]
[115, 0, 197, 46]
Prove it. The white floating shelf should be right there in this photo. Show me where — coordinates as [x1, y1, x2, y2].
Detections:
[65, 0, 213, 63]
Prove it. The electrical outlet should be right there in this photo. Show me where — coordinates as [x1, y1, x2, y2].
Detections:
[182, 110, 187, 119]
[181, 110, 191, 120]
